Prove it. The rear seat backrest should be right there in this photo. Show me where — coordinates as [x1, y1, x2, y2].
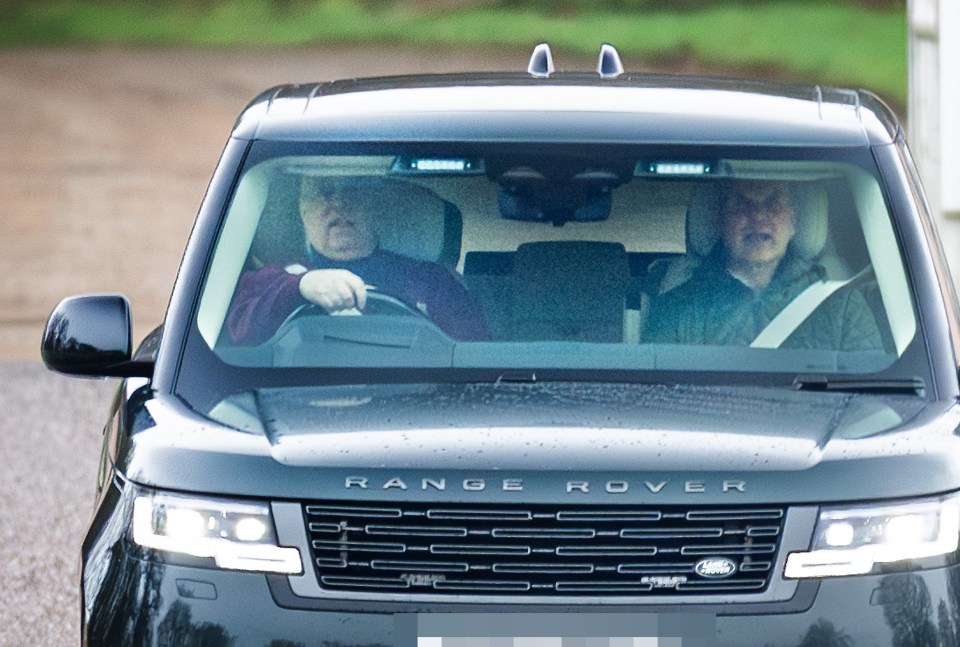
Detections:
[511, 241, 630, 342]
[464, 248, 680, 342]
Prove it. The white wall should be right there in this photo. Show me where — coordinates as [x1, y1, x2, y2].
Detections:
[909, 0, 941, 216]
[909, 0, 960, 219]
[941, 0, 960, 217]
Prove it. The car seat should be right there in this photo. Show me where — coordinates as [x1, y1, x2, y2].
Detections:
[637, 180, 834, 340]
[650, 181, 831, 295]
[248, 173, 463, 269]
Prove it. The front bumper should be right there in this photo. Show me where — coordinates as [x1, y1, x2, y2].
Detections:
[81, 547, 960, 647]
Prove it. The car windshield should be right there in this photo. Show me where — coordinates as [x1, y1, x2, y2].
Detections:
[190, 141, 918, 388]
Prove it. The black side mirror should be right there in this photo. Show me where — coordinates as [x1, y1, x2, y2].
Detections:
[41, 294, 149, 378]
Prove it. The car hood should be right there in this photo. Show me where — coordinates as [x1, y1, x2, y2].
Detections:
[117, 382, 960, 504]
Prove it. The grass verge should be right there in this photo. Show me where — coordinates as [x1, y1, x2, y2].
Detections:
[0, 0, 906, 104]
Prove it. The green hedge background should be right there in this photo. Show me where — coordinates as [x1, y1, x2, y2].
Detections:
[0, 0, 908, 107]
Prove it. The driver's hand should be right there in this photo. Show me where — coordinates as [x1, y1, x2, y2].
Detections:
[298, 269, 368, 313]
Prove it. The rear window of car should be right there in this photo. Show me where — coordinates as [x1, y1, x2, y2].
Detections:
[190, 141, 917, 384]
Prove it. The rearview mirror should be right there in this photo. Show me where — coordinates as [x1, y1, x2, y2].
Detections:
[497, 165, 617, 225]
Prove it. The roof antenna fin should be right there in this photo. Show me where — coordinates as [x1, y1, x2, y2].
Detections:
[597, 44, 624, 79]
[527, 43, 555, 79]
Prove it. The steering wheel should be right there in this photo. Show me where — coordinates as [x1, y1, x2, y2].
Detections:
[361, 290, 428, 317]
[278, 289, 428, 331]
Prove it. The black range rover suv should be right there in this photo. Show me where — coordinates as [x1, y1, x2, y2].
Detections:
[43, 45, 960, 646]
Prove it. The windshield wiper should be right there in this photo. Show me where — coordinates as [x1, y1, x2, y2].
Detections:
[793, 374, 925, 396]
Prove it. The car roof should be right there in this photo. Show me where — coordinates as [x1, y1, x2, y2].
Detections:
[232, 71, 901, 147]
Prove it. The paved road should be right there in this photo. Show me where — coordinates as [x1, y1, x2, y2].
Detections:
[0, 362, 112, 646]
[2, 46, 959, 646]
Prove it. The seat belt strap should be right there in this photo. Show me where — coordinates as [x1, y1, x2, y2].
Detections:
[749, 278, 852, 349]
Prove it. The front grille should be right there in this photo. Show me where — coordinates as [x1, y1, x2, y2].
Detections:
[303, 502, 785, 596]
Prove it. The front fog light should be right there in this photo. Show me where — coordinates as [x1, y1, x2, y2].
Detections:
[785, 494, 960, 579]
[132, 493, 302, 574]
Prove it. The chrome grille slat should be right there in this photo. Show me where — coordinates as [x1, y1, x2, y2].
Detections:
[680, 543, 777, 555]
[427, 509, 532, 521]
[557, 511, 661, 522]
[434, 580, 531, 591]
[321, 576, 409, 589]
[431, 544, 531, 555]
[617, 562, 694, 574]
[555, 581, 654, 593]
[304, 501, 786, 596]
[306, 505, 402, 518]
[738, 561, 773, 572]
[677, 580, 767, 591]
[315, 557, 348, 568]
[686, 509, 783, 521]
[556, 545, 657, 556]
[492, 563, 595, 574]
[308, 522, 346, 533]
[492, 528, 596, 539]
[620, 528, 723, 539]
[370, 560, 469, 572]
[365, 524, 469, 537]
[312, 540, 406, 553]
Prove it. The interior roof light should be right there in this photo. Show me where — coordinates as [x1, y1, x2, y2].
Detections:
[391, 157, 484, 175]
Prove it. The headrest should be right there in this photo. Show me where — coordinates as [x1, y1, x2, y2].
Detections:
[250, 176, 462, 268]
[685, 181, 829, 261]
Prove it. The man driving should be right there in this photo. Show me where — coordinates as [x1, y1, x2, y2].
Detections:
[227, 176, 488, 344]
[642, 179, 882, 350]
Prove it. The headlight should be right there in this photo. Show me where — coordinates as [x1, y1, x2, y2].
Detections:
[132, 491, 303, 575]
[784, 493, 960, 579]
